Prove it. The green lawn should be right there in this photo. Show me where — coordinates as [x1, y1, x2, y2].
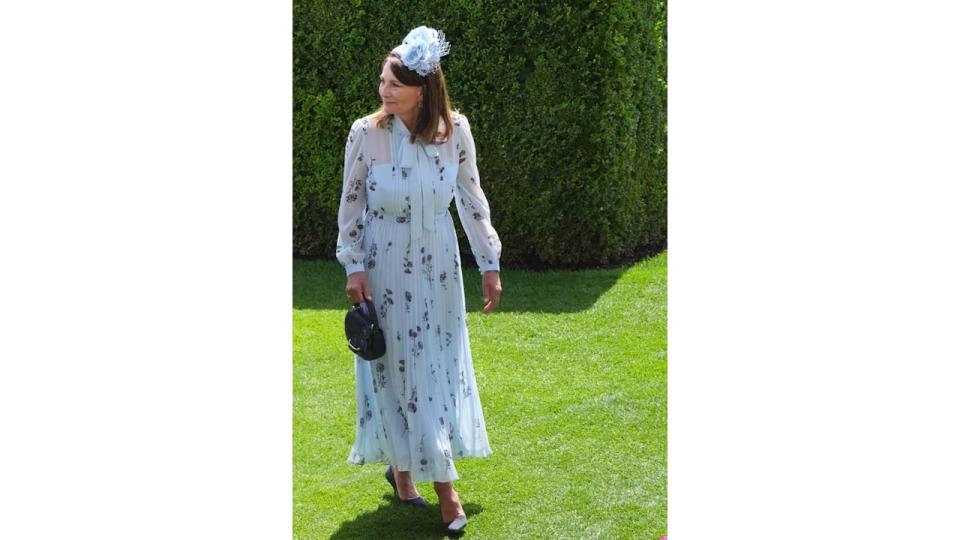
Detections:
[294, 251, 667, 539]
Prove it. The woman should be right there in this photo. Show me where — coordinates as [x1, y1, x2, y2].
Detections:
[335, 26, 502, 534]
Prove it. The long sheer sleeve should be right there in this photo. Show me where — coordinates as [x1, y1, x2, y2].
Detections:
[454, 114, 502, 273]
[335, 118, 369, 276]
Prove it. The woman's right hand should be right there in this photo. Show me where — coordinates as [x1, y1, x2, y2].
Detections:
[345, 271, 374, 304]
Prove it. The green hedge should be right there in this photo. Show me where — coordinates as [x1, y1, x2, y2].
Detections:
[294, 0, 667, 268]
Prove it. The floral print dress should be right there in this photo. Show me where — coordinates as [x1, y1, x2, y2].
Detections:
[335, 112, 501, 483]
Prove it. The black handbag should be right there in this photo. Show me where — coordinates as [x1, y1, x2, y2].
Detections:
[344, 299, 386, 360]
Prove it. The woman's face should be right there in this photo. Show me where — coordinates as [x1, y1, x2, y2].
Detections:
[379, 61, 422, 117]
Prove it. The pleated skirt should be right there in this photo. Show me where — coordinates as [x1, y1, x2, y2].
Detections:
[346, 209, 492, 483]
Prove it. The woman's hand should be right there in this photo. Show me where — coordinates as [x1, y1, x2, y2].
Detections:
[346, 271, 374, 304]
[481, 270, 501, 314]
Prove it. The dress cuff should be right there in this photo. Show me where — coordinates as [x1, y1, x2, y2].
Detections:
[345, 262, 365, 276]
[478, 260, 500, 273]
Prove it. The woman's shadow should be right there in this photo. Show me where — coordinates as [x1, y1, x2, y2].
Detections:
[329, 495, 484, 539]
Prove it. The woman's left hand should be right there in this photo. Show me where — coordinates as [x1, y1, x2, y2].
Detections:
[481, 270, 501, 314]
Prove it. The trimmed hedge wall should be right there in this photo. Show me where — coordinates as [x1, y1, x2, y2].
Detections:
[294, 0, 667, 268]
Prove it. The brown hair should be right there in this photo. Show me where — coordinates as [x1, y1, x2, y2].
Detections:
[372, 52, 456, 145]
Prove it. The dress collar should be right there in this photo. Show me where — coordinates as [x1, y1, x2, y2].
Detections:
[391, 114, 413, 137]
[390, 114, 449, 144]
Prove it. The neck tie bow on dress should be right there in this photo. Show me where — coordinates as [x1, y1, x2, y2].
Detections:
[395, 123, 439, 244]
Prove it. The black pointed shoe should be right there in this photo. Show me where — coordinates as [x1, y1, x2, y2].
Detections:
[385, 465, 427, 507]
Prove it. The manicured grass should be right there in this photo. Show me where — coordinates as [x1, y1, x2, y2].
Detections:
[294, 251, 667, 539]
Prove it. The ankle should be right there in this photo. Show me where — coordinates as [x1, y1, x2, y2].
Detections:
[433, 482, 454, 495]
[437, 490, 464, 519]
[391, 468, 419, 496]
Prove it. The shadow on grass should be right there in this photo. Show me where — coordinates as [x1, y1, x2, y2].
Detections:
[329, 496, 484, 539]
[293, 258, 629, 314]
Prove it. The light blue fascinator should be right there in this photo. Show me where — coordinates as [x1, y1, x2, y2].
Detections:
[391, 26, 451, 77]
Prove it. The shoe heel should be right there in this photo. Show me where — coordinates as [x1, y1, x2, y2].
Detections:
[385, 465, 399, 498]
